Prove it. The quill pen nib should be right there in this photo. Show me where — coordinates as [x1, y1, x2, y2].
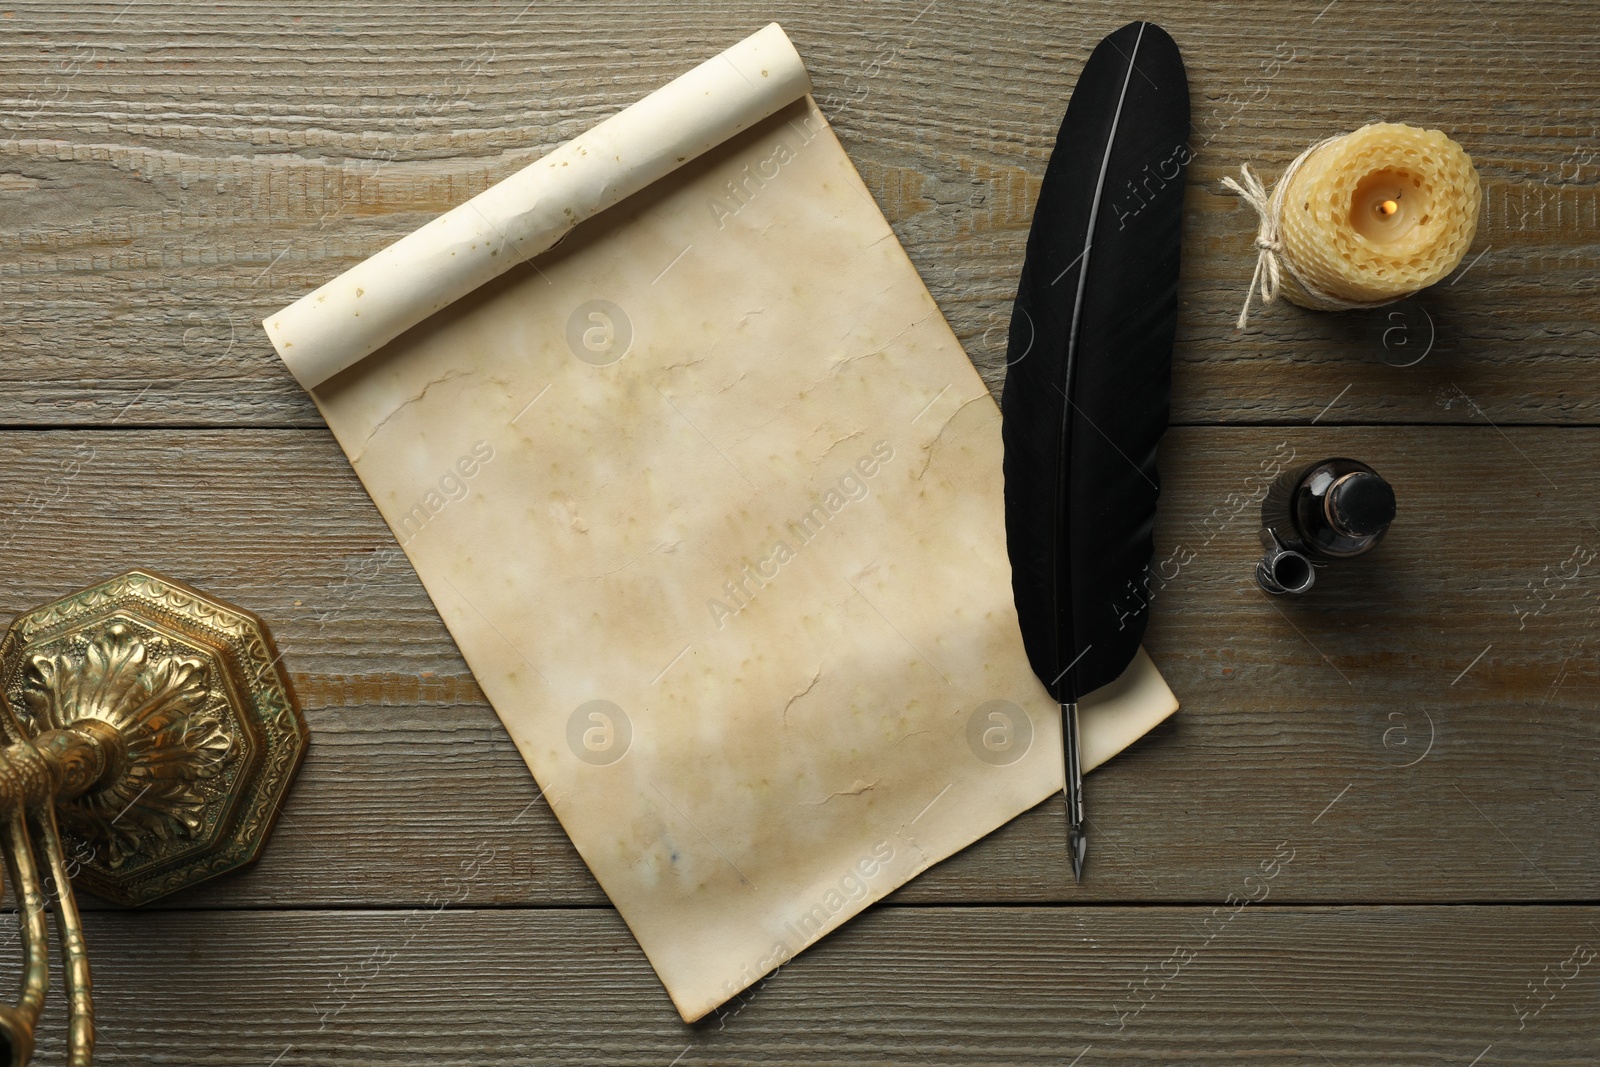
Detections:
[1063, 702, 1086, 882]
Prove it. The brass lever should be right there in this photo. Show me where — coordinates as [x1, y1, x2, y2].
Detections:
[0, 570, 310, 1066]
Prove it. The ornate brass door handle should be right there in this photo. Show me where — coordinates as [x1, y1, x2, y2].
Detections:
[0, 570, 309, 1066]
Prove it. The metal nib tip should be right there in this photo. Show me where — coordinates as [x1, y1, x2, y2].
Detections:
[1069, 827, 1086, 883]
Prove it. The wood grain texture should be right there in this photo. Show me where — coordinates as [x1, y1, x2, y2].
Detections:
[3, 907, 1595, 1066]
[2, 3, 1599, 1063]
[0, 2, 1597, 426]
[1, 426, 1594, 909]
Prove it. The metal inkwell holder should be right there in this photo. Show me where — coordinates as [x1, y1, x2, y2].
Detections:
[0, 569, 308, 1066]
[1256, 458, 1397, 595]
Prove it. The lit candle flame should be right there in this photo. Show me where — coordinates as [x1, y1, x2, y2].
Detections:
[1376, 199, 1400, 218]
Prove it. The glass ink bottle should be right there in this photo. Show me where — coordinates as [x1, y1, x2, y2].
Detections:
[1256, 457, 1396, 595]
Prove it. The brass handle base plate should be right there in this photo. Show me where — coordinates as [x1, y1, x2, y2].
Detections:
[0, 569, 309, 906]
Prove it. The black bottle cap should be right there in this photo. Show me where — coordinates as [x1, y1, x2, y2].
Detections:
[1328, 472, 1396, 538]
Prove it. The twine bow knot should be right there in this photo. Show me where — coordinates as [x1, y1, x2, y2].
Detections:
[1220, 138, 1371, 331]
[1221, 163, 1287, 329]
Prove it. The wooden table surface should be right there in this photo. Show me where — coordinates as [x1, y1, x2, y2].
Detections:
[3, 2, 1598, 1064]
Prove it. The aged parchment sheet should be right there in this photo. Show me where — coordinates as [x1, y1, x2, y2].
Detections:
[265, 24, 1178, 1021]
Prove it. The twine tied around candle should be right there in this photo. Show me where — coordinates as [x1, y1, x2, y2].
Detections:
[1221, 138, 1386, 331]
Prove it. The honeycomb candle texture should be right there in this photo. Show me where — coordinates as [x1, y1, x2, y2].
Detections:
[1224, 122, 1481, 328]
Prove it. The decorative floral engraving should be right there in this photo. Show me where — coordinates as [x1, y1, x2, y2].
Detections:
[18, 621, 235, 868]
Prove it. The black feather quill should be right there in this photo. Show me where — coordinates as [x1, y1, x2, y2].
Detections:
[1001, 21, 1190, 879]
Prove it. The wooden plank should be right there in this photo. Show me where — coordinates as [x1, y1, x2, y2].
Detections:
[1, 425, 1594, 908]
[1, 2, 1596, 426]
[8, 906, 1595, 1065]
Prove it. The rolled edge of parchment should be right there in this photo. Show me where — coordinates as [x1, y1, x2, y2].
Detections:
[263, 22, 813, 391]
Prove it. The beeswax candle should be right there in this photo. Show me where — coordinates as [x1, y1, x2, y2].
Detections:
[1225, 122, 1481, 328]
